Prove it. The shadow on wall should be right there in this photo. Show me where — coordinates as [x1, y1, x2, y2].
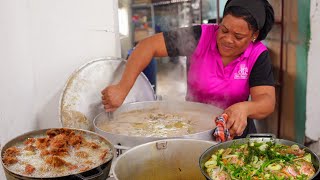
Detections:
[35, 90, 62, 129]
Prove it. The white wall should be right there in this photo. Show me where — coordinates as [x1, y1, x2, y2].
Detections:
[0, 0, 119, 177]
[306, 0, 320, 140]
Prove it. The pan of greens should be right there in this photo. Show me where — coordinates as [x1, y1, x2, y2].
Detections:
[199, 134, 320, 180]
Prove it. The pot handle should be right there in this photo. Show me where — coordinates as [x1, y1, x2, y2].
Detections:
[114, 144, 131, 157]
[114, 144, 131, 150]
[246, 133, 276, 139]
[75, 166, 103, 180]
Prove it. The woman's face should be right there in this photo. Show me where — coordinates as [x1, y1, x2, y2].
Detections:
[217, 14, 258, 58]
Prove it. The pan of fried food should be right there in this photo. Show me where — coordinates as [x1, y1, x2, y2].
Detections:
[199, 134, 320, 180]
[1, 128, 114, 180]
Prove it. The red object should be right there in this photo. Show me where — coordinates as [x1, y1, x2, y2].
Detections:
[213, 113, 233, 142]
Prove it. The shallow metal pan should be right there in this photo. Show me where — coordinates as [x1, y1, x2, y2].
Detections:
[199, 134, 320, 180]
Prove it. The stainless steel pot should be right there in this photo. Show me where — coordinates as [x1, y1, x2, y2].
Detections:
[112, 139, 217, 180]
[93, 101, 223, 148]
[199, 134, 320, 180]
[1, 128, 114, 180]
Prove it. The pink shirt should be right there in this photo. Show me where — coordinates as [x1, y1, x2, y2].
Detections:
[186, 24, 267, 109]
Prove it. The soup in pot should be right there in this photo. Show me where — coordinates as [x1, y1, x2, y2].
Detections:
[96, 108, 215, 137]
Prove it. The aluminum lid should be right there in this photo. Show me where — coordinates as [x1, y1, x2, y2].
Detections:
[59, 57, 156, 131]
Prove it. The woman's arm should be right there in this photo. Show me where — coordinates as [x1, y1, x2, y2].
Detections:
[119, 33, 168, 93]
[224, 86, 275, 137]
[225, 50, 276, 136]
[247, 85, 275, 119]
[101, 33, 167, 111]
[102, 26, 202, 111]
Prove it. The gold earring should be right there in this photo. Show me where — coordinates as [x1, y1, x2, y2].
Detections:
[252, 38, 256, 42]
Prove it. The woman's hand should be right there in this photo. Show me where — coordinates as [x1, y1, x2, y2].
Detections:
[101, 84, 128, 112]
[224, 102, 249, 137]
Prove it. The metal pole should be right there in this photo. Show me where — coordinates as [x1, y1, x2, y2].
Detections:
[216, 0, 220, 24]
[277, 0, 284, 138]
[200, 0, 203, 23]
[151, 4, 155, 31]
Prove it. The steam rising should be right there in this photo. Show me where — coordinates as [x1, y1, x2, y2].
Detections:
[150, 2, 229, 109]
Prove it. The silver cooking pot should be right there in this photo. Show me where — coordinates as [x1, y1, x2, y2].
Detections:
[199, 134, 320, 180]
[93, 101, 223, 149]
[112, 139, 217, 180]
[1, 128, 114, 180]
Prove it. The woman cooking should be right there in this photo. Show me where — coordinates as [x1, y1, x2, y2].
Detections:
[101, 0, 276, 140]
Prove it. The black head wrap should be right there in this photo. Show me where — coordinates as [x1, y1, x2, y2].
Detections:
[224, 0, 266, 30]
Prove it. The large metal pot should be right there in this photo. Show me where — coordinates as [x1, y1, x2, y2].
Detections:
[112, 139, 217, 180]
[1, 128, 114, 180]
[199, 134, 320, 180]
[93, 101, 223, 148]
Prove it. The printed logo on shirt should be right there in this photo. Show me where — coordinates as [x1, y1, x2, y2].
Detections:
[234, 64, 248, 79]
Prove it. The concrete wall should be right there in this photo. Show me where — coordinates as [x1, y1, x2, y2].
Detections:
[306, 0, 320, 141]
[0, 0, 119, 177]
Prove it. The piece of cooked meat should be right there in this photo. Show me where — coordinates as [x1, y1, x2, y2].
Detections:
[75, 151, 89, 158]
[84, 160, 93, 165]
[79, 166, 90, 172]
[24, 138, 35, 145]
[35, 137, 50, 149]
[3, 147, 20, 165]
[100, 149, 109, 160]
[4, 147, 20, 157]
[24, 145, 36, 152]
[3, 155, 18, 165]
[46, 128, 73, 138]
[69, 134, 83, 146]
[85, 142, 100, 149]
[40, 149, 50, 157]
[25, 164, 35, 175]
[49, 147, 69, 156]
[45, 156, 70, 168]
[68, 164, 78, 171]
[50, 134, 68, 149]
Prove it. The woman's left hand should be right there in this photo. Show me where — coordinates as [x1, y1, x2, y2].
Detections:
[224, 102, 249, 137]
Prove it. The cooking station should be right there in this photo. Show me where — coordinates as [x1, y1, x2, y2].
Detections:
[1, 58, 319, 179]
[58, 58, 225, 179]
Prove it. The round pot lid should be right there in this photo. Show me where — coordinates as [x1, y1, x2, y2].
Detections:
[59, 57, 156, 131]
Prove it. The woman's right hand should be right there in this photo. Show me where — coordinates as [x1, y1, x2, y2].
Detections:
[100, 33, 168, 112]
[101, 84, 128, 112]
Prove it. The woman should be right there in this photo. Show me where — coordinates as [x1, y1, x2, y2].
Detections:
[101, 0, 276, 139]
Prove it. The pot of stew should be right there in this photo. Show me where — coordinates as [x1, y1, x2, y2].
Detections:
[199, 134, 320, 180]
